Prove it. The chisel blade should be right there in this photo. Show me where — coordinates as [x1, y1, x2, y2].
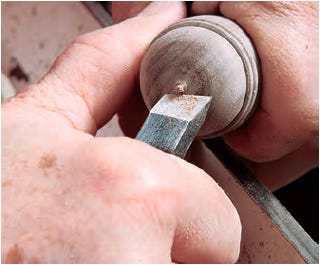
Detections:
[136, 94, 212, 158]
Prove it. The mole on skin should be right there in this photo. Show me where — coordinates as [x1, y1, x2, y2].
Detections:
[38, 153, 56, 169]
[5, 244, 23, 263]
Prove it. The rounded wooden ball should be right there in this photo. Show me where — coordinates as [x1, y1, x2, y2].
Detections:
[139, 15, 261, 138]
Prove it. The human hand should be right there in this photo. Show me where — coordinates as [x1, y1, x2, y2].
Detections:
[189, 2, 319, 190]
[181, 2, 318, 190]
[2, 2, 241, 263]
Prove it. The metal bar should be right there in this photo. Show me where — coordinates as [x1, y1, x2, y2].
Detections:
[83, 2, 113, 27]
[205, 138, 319, 263]
[136, 94, 212, 158]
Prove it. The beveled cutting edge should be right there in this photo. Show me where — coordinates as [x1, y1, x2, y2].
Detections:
[136, 94, 212, 158]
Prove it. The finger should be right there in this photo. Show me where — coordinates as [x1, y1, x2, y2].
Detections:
[246, 140, 319, 191]
[13, 2, 186, 134]
[76, 137, 241, 263]
[187, 1, 318, 162]
[219, 2, 319, 162]
[190, 1, 221, 15]
[111, 2, 152, 137]
[112, 1, 151, 23]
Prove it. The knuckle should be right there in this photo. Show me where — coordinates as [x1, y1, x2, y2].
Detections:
[91, 141, 180, 226]
[261, 2, 318, 19]
[81, 138, 181, 206]
[73, 27, 132, 60]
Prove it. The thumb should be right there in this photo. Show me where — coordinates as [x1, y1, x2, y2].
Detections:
[12, 2, 186, 134]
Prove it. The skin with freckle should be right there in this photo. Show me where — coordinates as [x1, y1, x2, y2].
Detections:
[2, 2, 241, 263]
[2, 2, 318, 263]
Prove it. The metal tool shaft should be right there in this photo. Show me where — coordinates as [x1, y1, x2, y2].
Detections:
[136, 94, 212, 158]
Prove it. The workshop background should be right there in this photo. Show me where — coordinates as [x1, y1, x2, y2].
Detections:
[2, 1, 319, 262]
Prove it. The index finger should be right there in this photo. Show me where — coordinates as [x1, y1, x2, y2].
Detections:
[12, 2, 186, 134]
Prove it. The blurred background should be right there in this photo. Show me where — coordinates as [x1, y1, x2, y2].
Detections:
[2, 1, 119, 137]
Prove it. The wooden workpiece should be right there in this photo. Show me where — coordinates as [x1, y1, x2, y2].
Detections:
[140, 15, 260, 138]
